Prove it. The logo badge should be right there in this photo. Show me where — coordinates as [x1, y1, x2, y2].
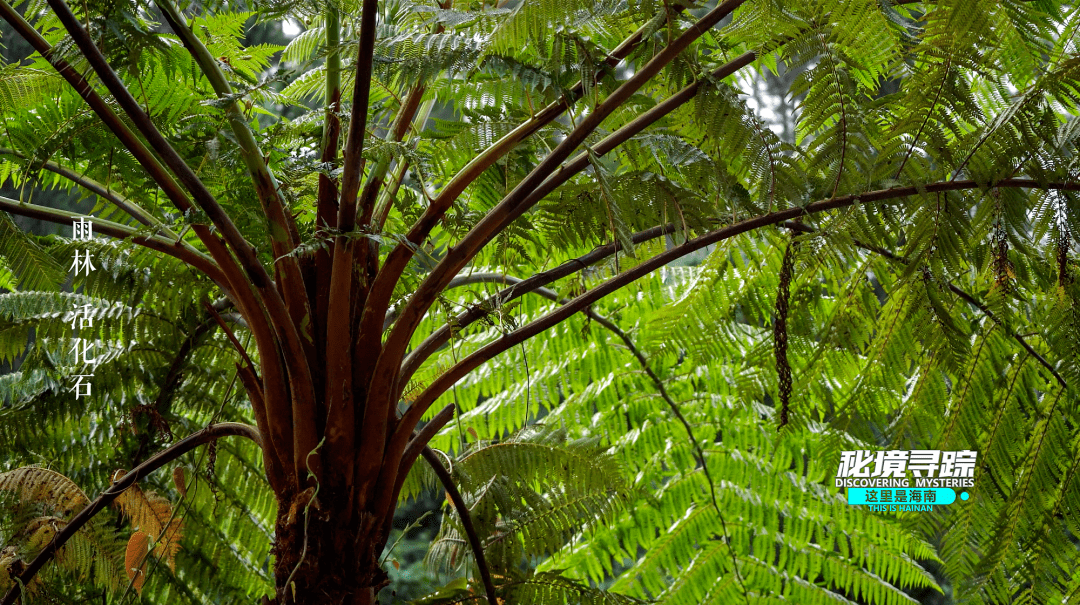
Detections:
[835, 450, 976, 512]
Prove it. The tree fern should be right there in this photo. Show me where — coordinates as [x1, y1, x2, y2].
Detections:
[6, 0, 1080, 603]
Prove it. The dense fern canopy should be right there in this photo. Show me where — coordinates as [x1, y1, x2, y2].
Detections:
[1, 0, 1080, 603]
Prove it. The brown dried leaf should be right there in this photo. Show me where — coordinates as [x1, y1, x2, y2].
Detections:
[113, 473, 184, 570]
[125, 531, 149, 594]
[173, 467, 187, 498]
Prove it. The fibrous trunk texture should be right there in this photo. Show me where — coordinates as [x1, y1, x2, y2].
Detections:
[272, 490, 389, 605]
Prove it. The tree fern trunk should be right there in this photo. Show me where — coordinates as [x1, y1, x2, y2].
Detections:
[272, 496, 390, 605]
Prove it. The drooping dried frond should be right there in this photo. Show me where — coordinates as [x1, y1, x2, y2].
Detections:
[0, 468, 124, 600]
[0, 467, 89, 518]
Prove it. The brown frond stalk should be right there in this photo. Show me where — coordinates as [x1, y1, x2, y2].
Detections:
[420, 447, 498, 605]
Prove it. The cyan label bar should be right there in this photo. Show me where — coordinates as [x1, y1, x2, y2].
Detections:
[847, 487, 959, 506]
